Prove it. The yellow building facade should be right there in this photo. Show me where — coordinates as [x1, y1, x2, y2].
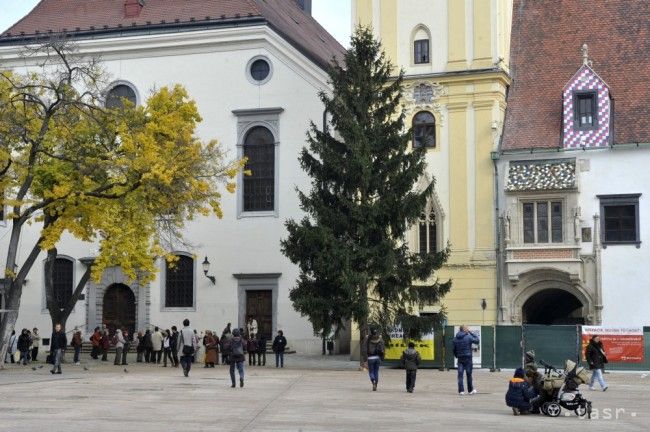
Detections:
[352, 0, 512, 330]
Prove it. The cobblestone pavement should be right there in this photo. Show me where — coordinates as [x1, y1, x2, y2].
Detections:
[0, 355, 647, 432]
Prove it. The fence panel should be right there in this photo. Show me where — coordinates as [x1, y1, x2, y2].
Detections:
[523, 324, 579, 368]
[495, 325, 522, 369]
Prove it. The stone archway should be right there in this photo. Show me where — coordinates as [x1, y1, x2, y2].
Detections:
[510, 268, 594, 324]
[102, 283, 136, 336]
[522, 288, 584, 324]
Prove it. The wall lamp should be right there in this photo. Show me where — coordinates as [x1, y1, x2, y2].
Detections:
[202, 256, 216, 285]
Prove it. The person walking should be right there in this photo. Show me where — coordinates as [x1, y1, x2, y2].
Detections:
[257, 334, 267, 366]
[151, 327, 164, 364]
[170, 326, 179, 367]
[362, 329, 385, 391]
[221, 331, 232, 366]
[227, 328, 246, 388]
[400, 341, 421, 393]
[71, 328, 83, 365]
[586, 335, 608, 391]
[100, 329, 110, 361]
[31, 328, 41, 362]
[113, 329, 126, 365]
[121, 330, 131, 365]
[90, 327, 101, 360]
[178, 319, 195, 377]
[453, 325, 480, 395]
[272, 330, 287, 369]
[162, 330, 174, 367]
[17, 329, 31, 365]
[50, 323, 67, 374]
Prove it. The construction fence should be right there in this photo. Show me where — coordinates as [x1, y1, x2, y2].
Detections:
[387, 325, 650, 371]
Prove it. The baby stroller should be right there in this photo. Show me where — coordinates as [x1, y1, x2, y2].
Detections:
[538, 359, 592, 418]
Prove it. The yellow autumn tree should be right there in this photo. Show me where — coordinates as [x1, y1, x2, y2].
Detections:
[0, 41, 245, 366]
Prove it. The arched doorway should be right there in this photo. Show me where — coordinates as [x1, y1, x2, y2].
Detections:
[103, 284, 136, 336]
[522, 288, 585, 325]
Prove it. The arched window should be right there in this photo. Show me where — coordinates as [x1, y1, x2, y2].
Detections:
[52, 258, 74, 310]
[413, 111, 436, 148]
[413, 26, 430, 64]
[419, 212, 437, 256]
[165, 255, 194, 308]
[243, 126, 275, 212]
[105, 84, 137, 109]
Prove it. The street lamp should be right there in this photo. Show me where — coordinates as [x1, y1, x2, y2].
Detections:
[202, 256, 216, 285]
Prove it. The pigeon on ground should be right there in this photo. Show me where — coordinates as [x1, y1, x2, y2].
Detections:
[83, 367, 89, 371]
[37, 365, 44, 369]
[31, 367, 37, 371]
[124, 368, 129, 373]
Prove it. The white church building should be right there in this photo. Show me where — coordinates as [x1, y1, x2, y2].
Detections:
[0, 0, 346, 353]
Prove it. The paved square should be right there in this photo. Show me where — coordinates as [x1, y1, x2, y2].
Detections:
[0, 356, 647, 431]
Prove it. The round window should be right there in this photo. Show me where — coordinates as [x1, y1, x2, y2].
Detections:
[250, 59, 271, 82]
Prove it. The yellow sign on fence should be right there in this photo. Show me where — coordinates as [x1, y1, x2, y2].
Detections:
[384, 327, 435, 361]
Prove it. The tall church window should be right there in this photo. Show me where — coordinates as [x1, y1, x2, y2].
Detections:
[165, 255, 194, 308]
[105, 84, 137, 109]
[413, 111, 436, 148]
[243, 126, 275, 212]
[419, 212, 437, 256]
[52, 257, 74, 311]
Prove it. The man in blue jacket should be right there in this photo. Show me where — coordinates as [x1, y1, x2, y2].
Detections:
[453, 325, 479, 395]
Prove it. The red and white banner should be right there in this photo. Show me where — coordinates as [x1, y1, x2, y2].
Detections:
[581, 326, 644, 363]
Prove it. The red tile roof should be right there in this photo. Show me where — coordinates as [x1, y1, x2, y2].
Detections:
[501, 0, 650, 150]
[1, 0, 345, 70]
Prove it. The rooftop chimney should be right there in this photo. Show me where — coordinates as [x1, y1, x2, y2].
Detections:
[124, 0, 144, 19]
[296, 0, 312, 15]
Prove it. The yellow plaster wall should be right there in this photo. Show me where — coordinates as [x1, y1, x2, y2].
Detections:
[446, 0, 466, 70]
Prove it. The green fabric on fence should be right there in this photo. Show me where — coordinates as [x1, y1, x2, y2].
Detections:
[523, 325, 579, 368]
[495, 326, 522, 368]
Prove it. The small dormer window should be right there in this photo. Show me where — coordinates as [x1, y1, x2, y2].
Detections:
[414, 39, 430, 64]
[574, 92, 597, 130]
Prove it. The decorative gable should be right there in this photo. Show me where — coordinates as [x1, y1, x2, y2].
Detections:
[562, 45, 612, 149]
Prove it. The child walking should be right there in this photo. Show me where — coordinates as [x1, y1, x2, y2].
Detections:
[400, 341, 421, 393]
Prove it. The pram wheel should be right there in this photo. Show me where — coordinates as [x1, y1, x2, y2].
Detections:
[575, 405, 587, 417]
[541, 402, 550, 416]
[546, 402, 561, 417]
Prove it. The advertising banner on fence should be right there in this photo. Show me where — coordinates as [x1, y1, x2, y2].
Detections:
[453, 325, 482, 367]
[581, 326, 644, 363]
[384, 326, 435, 361]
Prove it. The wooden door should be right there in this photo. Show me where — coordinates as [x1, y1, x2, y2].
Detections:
[246, 290, 272, 339]
[103, 284, 136, 337]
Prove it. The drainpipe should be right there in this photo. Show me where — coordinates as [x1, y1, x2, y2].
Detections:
[491, 151, 502, 324]
[593, 214, 603, 324]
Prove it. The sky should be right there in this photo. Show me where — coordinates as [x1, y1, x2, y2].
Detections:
[0, 0, 352, 46]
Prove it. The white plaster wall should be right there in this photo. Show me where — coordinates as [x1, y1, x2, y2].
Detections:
[577, 148, 650, 326]
[0, 26, 331, 353]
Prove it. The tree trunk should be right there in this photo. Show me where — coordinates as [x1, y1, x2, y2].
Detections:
[0, 223, 43, 369]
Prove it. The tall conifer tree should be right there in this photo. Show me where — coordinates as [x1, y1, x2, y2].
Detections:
[281, 27, 451, 343]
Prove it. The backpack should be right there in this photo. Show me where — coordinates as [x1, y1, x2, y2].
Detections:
[231, 338, 244, 356]
[111, 335, 119, 346]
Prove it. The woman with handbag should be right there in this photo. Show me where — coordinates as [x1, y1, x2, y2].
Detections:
[586, 335, 609, 391]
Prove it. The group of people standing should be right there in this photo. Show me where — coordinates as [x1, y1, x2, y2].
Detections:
[5, 327, 42, 365]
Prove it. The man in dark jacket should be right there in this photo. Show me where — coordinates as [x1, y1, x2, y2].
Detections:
[257, 335, 267, 366]
[586, 336, 608, 391]
[452, 325, 479, 395]
[227, 328, 247, 387]
[272, 330, 287, 368]
[50, 323, 67, 374]
[170, 326, 179, 367]
[17, 329, 31, 365]
[505, 368, 536, 415]
[400, 342, 421, 393]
